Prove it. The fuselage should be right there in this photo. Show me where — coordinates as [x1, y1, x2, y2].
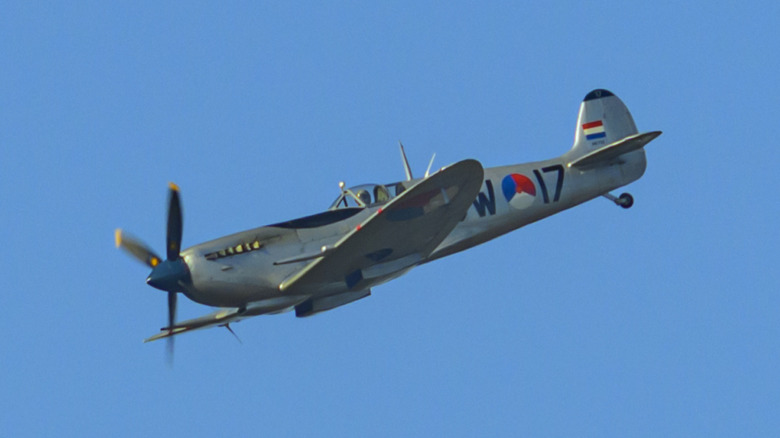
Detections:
[178, 148, 646, 308]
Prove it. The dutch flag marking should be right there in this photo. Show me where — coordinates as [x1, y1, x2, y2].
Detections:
[582, 120, 606, 140]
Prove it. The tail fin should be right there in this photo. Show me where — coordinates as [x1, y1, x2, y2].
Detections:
[569, 89, 638, 156]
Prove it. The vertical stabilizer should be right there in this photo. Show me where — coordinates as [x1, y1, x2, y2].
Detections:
[570, 89, 638, 157]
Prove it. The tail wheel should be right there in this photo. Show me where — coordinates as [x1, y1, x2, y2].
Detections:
[618, 193, 634, 209]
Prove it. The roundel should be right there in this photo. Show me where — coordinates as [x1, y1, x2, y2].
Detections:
[502, 174, 536, 209]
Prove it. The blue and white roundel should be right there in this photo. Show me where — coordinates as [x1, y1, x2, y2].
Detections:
[502, 174, 536, 209]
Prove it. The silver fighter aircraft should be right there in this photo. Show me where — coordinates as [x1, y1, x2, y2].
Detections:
[116, 89, 661, 347]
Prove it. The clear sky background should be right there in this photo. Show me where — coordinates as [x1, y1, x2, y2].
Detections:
[2, 2, 778, 436]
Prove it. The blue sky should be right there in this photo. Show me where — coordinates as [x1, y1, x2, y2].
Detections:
[2, 2, 778, 436]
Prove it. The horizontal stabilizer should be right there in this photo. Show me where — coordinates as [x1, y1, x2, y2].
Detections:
[568, 131, 662, 169]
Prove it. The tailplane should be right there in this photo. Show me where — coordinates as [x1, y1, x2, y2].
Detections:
[568, 131, 661, 169]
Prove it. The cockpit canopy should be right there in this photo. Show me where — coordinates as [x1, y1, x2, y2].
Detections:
[330, 182, 408, 209]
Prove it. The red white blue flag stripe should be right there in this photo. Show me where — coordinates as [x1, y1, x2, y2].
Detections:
[582, 120, 606, 140]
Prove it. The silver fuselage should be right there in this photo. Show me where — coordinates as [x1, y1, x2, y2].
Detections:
[179, 149, 646, 308]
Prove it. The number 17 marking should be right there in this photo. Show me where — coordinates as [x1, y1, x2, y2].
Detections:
[532, 164, 564, 203]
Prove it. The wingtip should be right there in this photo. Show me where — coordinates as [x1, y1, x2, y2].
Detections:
[144, 331, 168, 343]
[114, 229, 122, 248]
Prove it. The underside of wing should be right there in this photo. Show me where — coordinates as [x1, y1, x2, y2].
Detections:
[144, 307, 244, 342]
[279, 159, 484, 295]
[144, 294, 313, 342]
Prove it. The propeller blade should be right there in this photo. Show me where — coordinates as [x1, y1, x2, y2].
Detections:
[166, 182, 183, 261]
[118, 183, 188, 364]
[166, 291, 177, 364]
[115, 229, 162, 268]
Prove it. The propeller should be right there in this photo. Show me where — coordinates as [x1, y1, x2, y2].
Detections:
[116, 182, 190, 361]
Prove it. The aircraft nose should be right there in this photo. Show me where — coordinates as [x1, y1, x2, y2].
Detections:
[146, 258, 191, 292]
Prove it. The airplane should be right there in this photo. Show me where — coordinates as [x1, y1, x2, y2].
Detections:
[116, 89, 661, 350]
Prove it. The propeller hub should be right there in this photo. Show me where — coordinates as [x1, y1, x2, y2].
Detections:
[146, 258, 190, 292]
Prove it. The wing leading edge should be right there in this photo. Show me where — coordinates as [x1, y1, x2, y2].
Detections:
[144, 307, 244, 342]
[279, 159, 484, 295]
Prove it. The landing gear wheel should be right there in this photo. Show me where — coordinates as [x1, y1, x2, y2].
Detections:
[618, 193, 634, 209]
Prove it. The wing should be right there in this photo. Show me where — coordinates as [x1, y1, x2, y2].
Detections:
[279, 159, 484, 294]
[144, 294, 313, 342]
[144, 307, 244, 342]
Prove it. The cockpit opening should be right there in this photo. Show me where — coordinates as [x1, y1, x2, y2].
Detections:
[330, 182, 407, 209]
